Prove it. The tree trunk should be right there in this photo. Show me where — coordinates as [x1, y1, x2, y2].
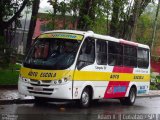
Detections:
[77, 0, 95, 30]
[130, 0, 142, 41]
[110, 0, 121, 37]
[53, 0, 58, 29]
[26, 0, 40, 52]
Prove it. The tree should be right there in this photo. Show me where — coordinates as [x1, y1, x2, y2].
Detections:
[69, 0, 80, 29]
[110, 0, 122, 37]
[0, 0, 28, 40]
[109, 0, 153, 41]
[26, 0, 40, 52]
[0, 0, 29, 68]
[48, 0, 58, 29]
[77, 0, 98, 30]
[59, 0, 68, 29]
[151, 0, 160, 50]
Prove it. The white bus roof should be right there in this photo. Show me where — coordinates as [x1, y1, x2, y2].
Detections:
[43, 30, 150, 49]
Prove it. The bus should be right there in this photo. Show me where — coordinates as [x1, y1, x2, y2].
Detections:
[18, 30, 150, 107]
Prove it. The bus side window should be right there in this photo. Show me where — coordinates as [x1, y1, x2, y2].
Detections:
[124, 45, 137, 67]
[77, 37, 95, 70]
[108, 42, 123, 66]
[96, 39, 107, 65]
[137, 48, 149, 68]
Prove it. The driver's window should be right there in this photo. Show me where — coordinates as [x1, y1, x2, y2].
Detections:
[77, 37, 95, 70]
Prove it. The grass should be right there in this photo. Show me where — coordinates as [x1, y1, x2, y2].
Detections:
[0, 70, 19, 85]
[0, 64, 21, 85]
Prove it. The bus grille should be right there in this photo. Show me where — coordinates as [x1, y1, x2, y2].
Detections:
[30, 79, 52, 87]
[27, 86, 54, 95]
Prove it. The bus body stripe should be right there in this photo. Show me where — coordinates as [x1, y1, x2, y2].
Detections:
[104, 66, 133, 98]
[113, 66, 133, 73]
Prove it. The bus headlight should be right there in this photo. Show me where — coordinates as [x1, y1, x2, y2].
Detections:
[54, 81, 57, 84]
[62, 75, 71, 83]
[19, 76, 29, 83]
[52, 76, 71, 85]
[58, 80, 62, 84]
[64, 77, 68, 82]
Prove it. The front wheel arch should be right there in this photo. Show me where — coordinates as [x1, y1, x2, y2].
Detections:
[78, 86, 93, 108]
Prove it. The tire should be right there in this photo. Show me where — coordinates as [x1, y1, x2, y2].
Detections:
[79, 88, 91, 108]
[120, 87, 136, 106]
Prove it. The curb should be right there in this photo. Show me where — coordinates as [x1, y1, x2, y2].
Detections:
[0, 85, 17, 89]
[0, 99, 35, 105]
[138, 95, 160, 98]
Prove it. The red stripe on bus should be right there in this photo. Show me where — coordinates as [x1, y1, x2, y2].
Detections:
[103, 66, 133, 99]
[104, 81, 130, 98]
[113, 66, 133, 73]
[120, 39, 138, 46]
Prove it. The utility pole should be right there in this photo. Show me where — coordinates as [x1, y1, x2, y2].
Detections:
[151, 0, 160, 50]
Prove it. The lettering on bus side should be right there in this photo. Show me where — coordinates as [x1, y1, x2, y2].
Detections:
[134, 76, 144, 80]
[28, 72, 38, 77]
[40, 72, 56, 78]
[110, 74, 119, 79]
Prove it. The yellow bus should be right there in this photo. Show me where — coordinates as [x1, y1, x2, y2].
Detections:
[18, 30, 150, 107]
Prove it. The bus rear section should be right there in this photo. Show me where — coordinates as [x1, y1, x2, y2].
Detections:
[71, 36, 150, 107]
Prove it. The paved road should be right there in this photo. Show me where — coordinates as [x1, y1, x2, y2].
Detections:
[0, 97, 160, 120]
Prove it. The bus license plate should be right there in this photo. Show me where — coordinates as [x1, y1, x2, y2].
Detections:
[33, 87, 43, 91]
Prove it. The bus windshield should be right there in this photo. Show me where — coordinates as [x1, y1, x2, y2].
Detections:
[23, 38, 81, 70]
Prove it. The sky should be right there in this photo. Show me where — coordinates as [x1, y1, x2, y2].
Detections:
[39, 0, 53, 12]
[40, 0, 51, 8]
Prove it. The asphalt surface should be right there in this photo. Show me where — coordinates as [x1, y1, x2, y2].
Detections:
[0, 97, 160, 120]
[0, 88, 160, 104]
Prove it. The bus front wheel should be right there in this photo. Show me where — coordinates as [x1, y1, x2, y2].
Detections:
[120, 87, 136, 106]
[79, 87, 91, 108]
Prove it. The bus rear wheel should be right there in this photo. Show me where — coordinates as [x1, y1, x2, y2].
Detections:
[79, 88, 91, 108]
[120, 87, 136, 106]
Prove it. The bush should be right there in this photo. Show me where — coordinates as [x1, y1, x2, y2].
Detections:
[150, 84, 158, 90]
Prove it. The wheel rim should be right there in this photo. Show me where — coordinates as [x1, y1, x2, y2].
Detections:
[130, 89, 135, 103]
[82, 91, 89, 105]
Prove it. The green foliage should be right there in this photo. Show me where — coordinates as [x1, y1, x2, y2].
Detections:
[0, 47, 17, 69]
[0, 70, 19, 85]
[150, 84, 158, 90]
[91, 17, 107, 35]
[0, 0, 29, 68]
[136, 2, 160, 46]
[0, 63, 20, 85]
[43, 0, 157, 46]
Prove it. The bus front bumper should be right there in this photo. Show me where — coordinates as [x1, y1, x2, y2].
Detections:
[18, 80, 73, 100]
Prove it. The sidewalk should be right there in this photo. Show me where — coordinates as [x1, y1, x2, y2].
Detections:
[0, 88, 34, 104]
[0, 88, 160, 104]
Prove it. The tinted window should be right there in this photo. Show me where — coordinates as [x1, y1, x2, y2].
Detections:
[24, 38, 80, 70]
[108, 42, 123, 66]
[77, 37, 95, 70]
[96, 39, 107, 65]
[138, 48, 149, 68]
[124, 45, 137, 67]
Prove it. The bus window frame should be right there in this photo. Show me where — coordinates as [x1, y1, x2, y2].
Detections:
[76, 37, 96, 70]
[137, 47, 149, 69]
